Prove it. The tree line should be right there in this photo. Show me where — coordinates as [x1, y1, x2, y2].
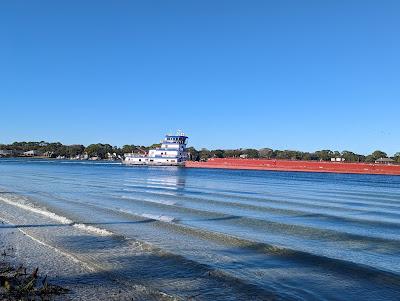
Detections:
[1, 141, 399, 163]
[0, 141, 162, 159]
[187, 147, 400, 163]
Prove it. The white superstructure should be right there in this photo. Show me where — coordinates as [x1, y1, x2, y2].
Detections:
[123, 131, 189, 166]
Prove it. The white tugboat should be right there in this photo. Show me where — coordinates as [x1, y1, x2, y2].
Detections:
[123, 131, 189, 166]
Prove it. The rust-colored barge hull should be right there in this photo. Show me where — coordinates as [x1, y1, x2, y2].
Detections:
[185, 158, 400, 176]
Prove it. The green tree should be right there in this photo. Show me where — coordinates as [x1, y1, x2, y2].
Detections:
[258, 148, 273, 158]
[341, 151, 360, 162]
[85, 144, 113, 159]
[186, 147, 200, 161]
[224, 149, 243, 158]
[112, 146, 123, 156]
[273, 150, 287, 159]
[372, 150, 387, 159]
[199, 148, 211, 161]
[66, 145, 85, 157]
[302, 152, 318, 161]
[211, 149, 225, 158]
[315, 150, 335, 161]
[273, 150, 304, 160]
[122, 145, 137, 154]
[243, 149, 259, 158]
[42, 142, 67, 157]
[365, 150, 388, 162]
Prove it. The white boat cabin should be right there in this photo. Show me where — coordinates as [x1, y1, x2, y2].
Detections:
[124, 132, 188, 166]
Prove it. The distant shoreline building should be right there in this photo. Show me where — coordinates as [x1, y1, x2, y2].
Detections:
[22, 150, 42, 157]
[375, 157, 395, 164]
[331, 157, 345, 162]
[0, 150, 13, 157]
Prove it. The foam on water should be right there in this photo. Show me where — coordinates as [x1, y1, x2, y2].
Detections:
[72, 223, 114, 236]
[0, 195, 72, 224]
[0, 195, 113, 236]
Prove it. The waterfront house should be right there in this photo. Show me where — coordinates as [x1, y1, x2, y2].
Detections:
[0, 150, 13, 157]
[23, 150, 41, 157]
[375, 157, 395, 164]
[106, 152, 118, 160]
[43, 151, 54, 158]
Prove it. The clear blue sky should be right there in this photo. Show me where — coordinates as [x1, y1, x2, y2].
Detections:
[1, 1, 399, 154]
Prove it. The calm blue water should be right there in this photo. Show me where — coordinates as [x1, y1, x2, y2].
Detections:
[0, 158, 400, 300]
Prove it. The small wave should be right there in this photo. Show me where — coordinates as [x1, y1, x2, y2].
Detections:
[161, 220, 400, 286]
[0, 195, 73, 224]
[114, 207, 177, 222]
[141, 213, 176, 223]
[121, 195, 177, 206]
[0, 195, 113, 236]
[72, 223, 113, 236]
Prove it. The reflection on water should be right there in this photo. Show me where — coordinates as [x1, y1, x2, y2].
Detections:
[143, 168, 186, 194]
[0, 159, 400, 300]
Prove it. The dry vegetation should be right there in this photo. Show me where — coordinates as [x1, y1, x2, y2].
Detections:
[1, 249, 68, 301]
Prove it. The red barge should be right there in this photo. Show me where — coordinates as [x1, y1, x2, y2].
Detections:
[185, 158, 400, 176]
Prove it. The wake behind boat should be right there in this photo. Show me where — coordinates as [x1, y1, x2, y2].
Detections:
[123, 131, 189, 166]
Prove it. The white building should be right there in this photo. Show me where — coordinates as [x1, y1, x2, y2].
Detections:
[375, 157, 395, 164]
[331, 157, 345, 162]
[124, 131, 188, 166]
[0, 150, 13, 157]
[23, 150, 41, 157]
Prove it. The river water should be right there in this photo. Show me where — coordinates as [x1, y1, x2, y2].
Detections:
[0, 158, 399, 300]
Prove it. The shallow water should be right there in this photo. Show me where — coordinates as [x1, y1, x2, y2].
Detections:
[0, 158, 399, 300]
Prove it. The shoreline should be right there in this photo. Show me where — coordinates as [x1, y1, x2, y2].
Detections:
[0, 193, 178, 301]
[0, 218, 69, 300]
[0, 241, 68, 300]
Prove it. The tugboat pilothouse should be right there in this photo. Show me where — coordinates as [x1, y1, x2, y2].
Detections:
[123, 131, 189, 166]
